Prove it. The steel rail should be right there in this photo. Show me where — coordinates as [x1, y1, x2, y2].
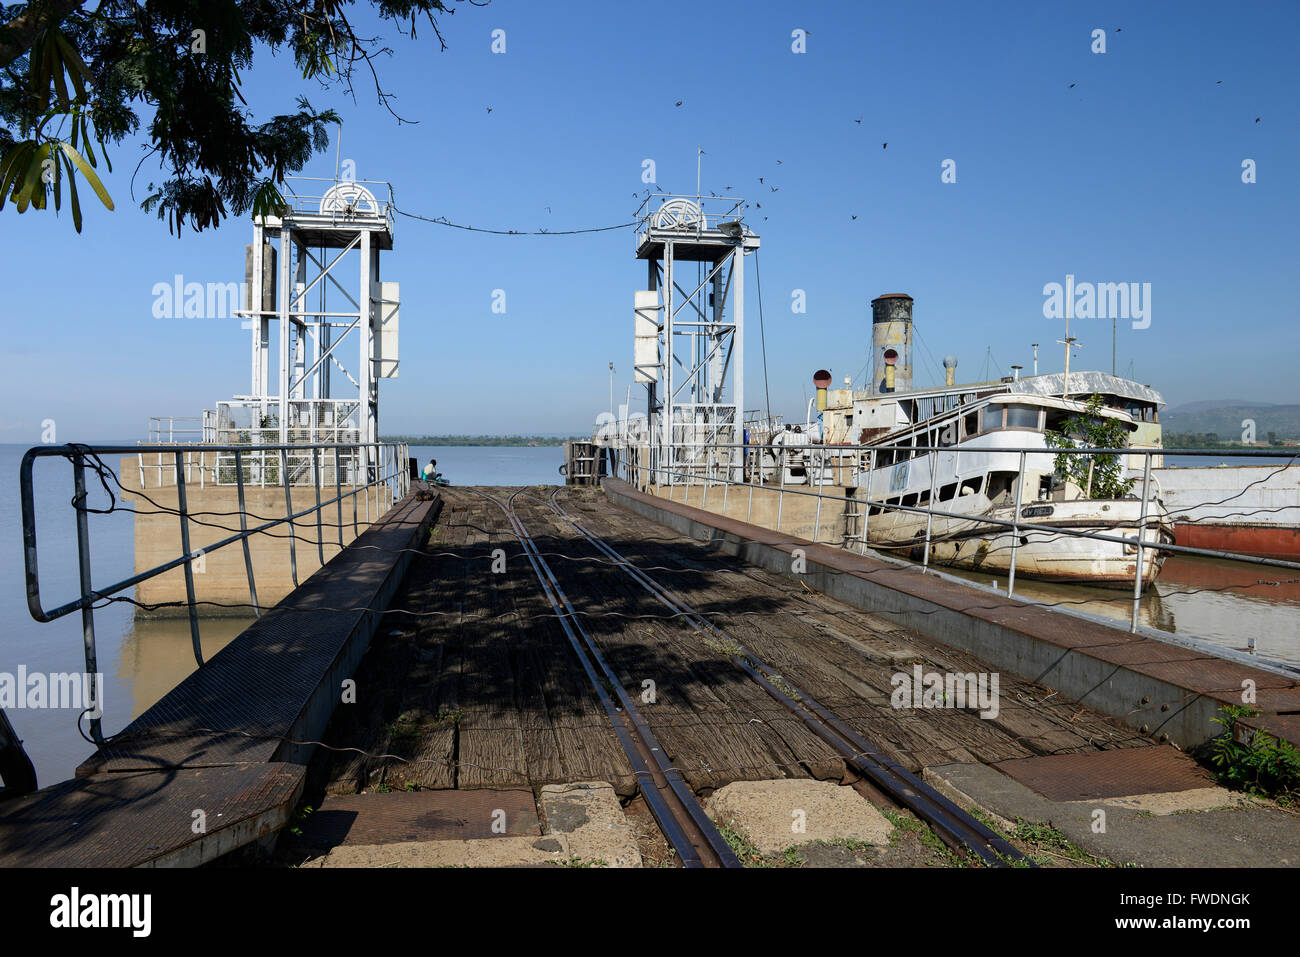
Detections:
[466, 488, 741, 869]
[543, 487, 1034, 867]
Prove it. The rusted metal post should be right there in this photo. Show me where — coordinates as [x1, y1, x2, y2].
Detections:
[922, 442, 939, 571]
[813, 455, 824, 545]
[174, 451, 204, 668]
[234, 450, 260, 617]
[334, 446, 344, 549]
[776, 447, 786, 533]
[312, 446, 325, 565]
[282, 447, 299, 587]
[862, 448, 876, 555]
[71, 454, 104, 744]
[1131, 452, 1153, 632]
[1007, 450, 1026, 596]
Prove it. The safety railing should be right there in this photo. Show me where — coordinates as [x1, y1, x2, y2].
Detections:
[20, 441, 410, 744]
[621, 441, 1300, 637]
[147, 416, 204, 443]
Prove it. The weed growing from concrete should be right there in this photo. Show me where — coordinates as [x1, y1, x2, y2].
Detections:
[1209, 706, 1300, 802]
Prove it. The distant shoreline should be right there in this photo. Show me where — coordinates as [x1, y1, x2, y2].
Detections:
[381, 436, 581, 447]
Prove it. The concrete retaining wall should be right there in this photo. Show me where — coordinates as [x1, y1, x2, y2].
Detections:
[120, 456, 394, 616]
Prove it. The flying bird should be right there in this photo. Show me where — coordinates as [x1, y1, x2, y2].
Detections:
[758, 176, 764, 183]
[1069, 83, 1076, 88]
[770, 186, 779, 192]
[776, 159, 783, 165]
[851, 214, 858, 220]
[486, 106, 493, 113]
[544, 206, 551, 213]
[675, 99, 683, 107]
[1217, 80, 1223, 84]
[724, 185, 733, 191]
[855, 117, 862, 124]
[882, 142, 887, 149]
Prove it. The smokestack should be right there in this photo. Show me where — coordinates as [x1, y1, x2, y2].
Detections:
[813, 369, 832, 411]
[943, 355, 958, 388]
[1011, 364, 1022, 381]
[871, 294, 913, 395]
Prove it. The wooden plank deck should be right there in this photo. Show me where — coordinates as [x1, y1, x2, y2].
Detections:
[307, 485, 1154, 804]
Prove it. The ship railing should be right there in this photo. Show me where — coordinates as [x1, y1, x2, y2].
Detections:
[620, 441, 1300, 637]
[18, 441, 411, 747]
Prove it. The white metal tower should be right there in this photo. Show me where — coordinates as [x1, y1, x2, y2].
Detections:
[633, 194, 759, 484]
[233, 177, 399, 469]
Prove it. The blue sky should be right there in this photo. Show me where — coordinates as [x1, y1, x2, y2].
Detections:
[2, 0, 1297, 441]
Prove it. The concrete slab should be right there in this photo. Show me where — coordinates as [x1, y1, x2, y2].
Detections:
[540, 781, 642, 868]
[303, 780, 642, 868]
[706, 779, 892, 856]
[924, 762, 1299, 867]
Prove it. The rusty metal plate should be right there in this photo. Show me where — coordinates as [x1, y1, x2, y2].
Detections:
[1236, 714, 1300, 750]
[0, 763, 305, 867]
[994, 746, 1215, 802]
[294, 788, 540, 849]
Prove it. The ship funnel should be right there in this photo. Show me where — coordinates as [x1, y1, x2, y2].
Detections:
[871, 294, 913, 395]
[943, 354, 958, 388]
[1011, 364, 1022, 381]
[813, 369, 832, 411]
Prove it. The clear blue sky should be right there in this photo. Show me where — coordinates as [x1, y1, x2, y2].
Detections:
[2, 0, 1297, 441]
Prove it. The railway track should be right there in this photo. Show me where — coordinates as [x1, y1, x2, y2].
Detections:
[537, 486, 1034, 868]
[468, 487, 742, 868]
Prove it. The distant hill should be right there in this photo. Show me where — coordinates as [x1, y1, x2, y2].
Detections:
[1161, 402, 1300, 440]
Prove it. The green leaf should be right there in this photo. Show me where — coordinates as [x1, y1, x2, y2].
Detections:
[64, 152, 83, 233]
[57, 141, 113, 211]
[15, 143, 50, 213]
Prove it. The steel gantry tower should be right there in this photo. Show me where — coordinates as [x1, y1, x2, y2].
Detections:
[234, 178, 399, 469]
[633, 194, 759, 485]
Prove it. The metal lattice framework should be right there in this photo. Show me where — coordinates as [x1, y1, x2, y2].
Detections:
[633, 194, 760, 484]
[237, 177, 399, 475]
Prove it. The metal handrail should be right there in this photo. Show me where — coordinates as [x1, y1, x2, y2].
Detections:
[620, 441, 1300, 637]
[19, 441, 410, 745]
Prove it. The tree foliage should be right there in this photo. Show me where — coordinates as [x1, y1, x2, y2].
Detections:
[0, 0, 473, 233]
[1043, 393, 1137, 499]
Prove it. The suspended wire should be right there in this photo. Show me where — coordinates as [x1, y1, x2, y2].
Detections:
[393, 206, 637, 236]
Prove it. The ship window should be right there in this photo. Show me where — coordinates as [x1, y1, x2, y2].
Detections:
[986, 471, 1017, 502]
[963, 412, 979, 438]
[1004, 404, 1041, 430]
[901, 493, 918, 508]
[960, 476, 983, 496]
[917, 490, 930, 506]
[939, 482, 958, 501]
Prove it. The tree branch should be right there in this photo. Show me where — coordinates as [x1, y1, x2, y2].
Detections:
[0, 0, 91, 71]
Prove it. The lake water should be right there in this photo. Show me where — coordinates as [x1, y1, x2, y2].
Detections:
[0, 443, 562, 787]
